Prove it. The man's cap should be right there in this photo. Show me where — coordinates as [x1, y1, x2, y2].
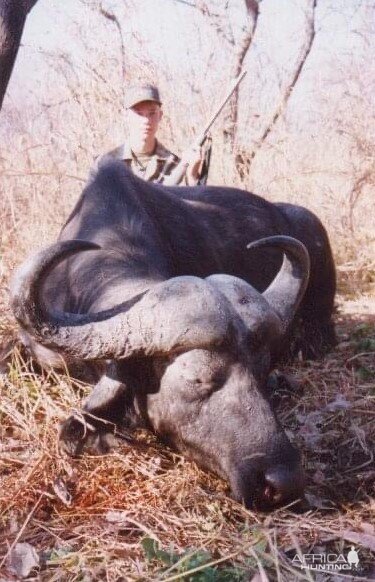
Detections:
[124, 84, 162, 109]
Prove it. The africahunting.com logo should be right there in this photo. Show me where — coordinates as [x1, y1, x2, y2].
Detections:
[292, 546, 360, 572]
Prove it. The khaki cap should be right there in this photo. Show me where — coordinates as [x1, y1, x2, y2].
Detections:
[124, 84, 162, 109]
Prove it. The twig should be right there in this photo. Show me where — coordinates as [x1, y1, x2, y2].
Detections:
[0, 493, 43, 570]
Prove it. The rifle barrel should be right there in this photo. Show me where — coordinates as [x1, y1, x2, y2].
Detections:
[161, 70, 247, 185]
[197, 70, 247, 144]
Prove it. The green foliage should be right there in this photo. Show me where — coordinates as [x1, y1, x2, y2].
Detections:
[356, 366, 374, 382]
[351, 323, 374, 340]
[355, 338, 375, 352]
[142, 537, 180, 567]
[350, 323, 375, 353]
[141, 537, 247, 581]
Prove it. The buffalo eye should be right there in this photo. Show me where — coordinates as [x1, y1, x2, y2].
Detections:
[192, 371, 224, 391]
[239, 296, 250, 305]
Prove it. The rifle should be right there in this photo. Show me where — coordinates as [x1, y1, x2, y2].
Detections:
[160, 70, 247, 186]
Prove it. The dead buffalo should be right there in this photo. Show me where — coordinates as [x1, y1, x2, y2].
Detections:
[10, 160, 336, 510]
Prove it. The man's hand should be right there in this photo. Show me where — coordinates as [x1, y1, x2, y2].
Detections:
[180, 145, 204, 186]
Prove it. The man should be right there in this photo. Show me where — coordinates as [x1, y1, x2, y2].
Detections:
[98, 84, 204, 185]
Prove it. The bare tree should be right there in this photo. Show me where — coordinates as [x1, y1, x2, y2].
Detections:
[195, 0, 319, 182]
[247, 0, 317, 167]
[0, 0, 39, 109]
[195, 0, 259, 151]
[78, 0, 128, 96]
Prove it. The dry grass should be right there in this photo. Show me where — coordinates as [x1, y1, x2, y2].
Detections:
[0, 282, 374, 580]
[0, 132, 374, 579]
[1, 30, 374, 578]
[0, 3, 374, 578]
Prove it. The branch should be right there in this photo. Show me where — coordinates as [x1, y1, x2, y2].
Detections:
[0, 0, 39, 110]
[173, 0, 196, 5]
[195, 1, 235, 46]
[224, 1, 260, 150]
[22, 0, 39, 13]
[99, 3, 126, 87]
[347, 170, 371, 233]
[233, 0, 259, 74]
[247, 0, 318, 166]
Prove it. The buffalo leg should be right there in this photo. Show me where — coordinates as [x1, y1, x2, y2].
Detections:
[59, 362, 132, 456]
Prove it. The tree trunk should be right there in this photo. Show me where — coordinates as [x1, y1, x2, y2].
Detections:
[0, 0, 38, 110]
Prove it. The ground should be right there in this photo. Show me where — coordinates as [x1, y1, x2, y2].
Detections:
[0, 287, 374, 581]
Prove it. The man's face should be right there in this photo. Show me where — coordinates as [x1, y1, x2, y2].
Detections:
[127, 101, 162, 144]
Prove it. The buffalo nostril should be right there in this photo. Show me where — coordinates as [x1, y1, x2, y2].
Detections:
[263, 482, 283, 505]
[262, 465, 305, 507]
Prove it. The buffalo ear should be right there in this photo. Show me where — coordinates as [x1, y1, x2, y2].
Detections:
[206, 274, 283, 341]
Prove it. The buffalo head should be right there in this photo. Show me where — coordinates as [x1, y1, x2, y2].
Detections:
[11, 236, 309, 510]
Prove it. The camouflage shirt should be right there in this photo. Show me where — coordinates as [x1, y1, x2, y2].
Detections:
[96, 140, 180, 183]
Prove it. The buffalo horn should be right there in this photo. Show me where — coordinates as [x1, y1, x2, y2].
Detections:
[247, 235, 310, 333]
[10, 241, 231, 360]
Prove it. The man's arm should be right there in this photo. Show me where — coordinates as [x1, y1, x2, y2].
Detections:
[162, 146, 204, 186]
